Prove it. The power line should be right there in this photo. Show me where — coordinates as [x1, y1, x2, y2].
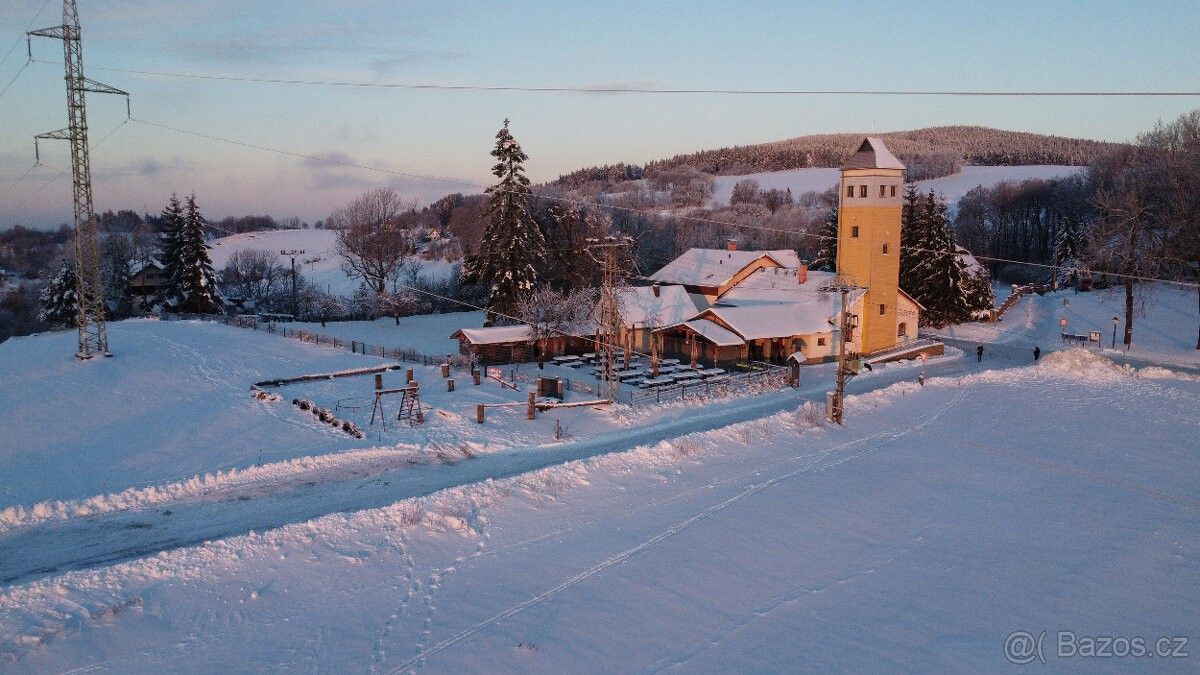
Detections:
[126, 116, 1200, 290]
[0, 58, 29, 102]
[63, 62, 1200, 97]
[0, 0, 51, 72]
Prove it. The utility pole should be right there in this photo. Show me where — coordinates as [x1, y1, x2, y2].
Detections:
[586, 236, 633, 403]
[828, 281, 860, 425]
[282, 249, 305, 318]
[29, 0, 129, 359]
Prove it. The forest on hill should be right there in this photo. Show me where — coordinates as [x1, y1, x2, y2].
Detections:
[555, 126, 1127, 187]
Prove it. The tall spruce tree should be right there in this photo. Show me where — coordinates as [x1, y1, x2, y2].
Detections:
[157, 194, 185, 306]
[899, 184, 929, 298]
[911, 191, 970, 326]
[463, 120, 546, 324]
[39, 259, 79, 328]
[173, 194, 220, 313]
[1052, 215, 1083, 287]
[810, 206, 838, 272]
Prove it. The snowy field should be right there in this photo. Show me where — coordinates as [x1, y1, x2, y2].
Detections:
[208, 229, 457, 298]
[1, 348, 1196, 670]
[292, 311, 485, 356]
[932, 282, 1200, 370]
[710, 165, 1085, 208]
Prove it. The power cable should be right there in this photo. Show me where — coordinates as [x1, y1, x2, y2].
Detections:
[70, 62, 1200, 98]
[0, 0, 51, 72]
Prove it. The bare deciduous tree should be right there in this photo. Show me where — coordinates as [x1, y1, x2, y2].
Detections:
[329, 188, 418, 295]
[219, 249, 285, 309]
[516, 286, 597, 368]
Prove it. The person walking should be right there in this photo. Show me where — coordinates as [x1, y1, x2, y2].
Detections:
[976, 344, 984, 362]
[1033, 345, 1041, 362]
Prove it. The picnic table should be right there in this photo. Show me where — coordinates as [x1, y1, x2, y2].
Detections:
[618, 370, 647, 382]
[638, 376, 675, 388]
[552, 355, 581, 364]
[698, 367, 726, 378]
[672, 371, 701, 382]
[660, 358, 681, 367]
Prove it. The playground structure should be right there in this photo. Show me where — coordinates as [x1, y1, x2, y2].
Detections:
[368, 372, 424, 429]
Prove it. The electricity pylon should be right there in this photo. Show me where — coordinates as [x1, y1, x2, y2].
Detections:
[586, 236, 633, 403]
[29, 0, 129, 359]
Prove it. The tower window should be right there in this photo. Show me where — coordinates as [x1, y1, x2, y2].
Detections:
[817, 337, 827, 346]
[879, 303, 886, 316]
[890, 185, 897, 197]
[859, 185, 867, 198]
[851, 226, 859, 238]
[846, 185, 854, 198]
[879, 185, 886, 197]
[882, 243, 889, 254]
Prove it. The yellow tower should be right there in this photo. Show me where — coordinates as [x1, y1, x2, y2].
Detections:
[836, 137, 905, 355]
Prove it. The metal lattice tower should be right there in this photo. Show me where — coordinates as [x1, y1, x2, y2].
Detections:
[586, 236, 633, 403]
[29, 0, 128, 359]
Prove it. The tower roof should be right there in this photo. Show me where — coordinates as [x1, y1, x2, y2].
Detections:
[843, 137, 905, 170]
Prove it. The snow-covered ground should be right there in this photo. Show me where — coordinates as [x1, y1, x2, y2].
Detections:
[208, 229, 457, 298]
[291, 311, 486, 356]
[932, 282, 1200, 370]
[710, 165, 1085, 208]
[2, 348, 1196, 670]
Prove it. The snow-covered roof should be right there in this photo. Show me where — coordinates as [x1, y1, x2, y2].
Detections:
[681, 319, 745, 346]
[451, 324, 532, 345]
[648, 248, 800, 287]
[130, 258, 165, 276]
[843, 137, 905, 171]
[702, 304, 836, 340]
[617, 284, 699, 328]
[718, 267, 841, 305]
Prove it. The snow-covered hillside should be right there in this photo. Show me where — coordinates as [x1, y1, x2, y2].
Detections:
[2, 347, 1196, 670]
[208, 229, 457, 298]
[710, 165, 1085, 208]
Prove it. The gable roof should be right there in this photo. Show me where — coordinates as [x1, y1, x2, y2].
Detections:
[843, 137, 905, 171]
[451, 325, 532, 345]
[648, 248, 800, 287]
[616, 284, 699, 328]
[701, 304, 836, 340]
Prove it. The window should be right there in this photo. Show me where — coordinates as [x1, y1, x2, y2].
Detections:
[879, 185, 886, 197]
[890, 185, 897, 197]
[879, 303, 886, 316]
[859, 185, 867, 198]
[882, 243, 889, 255]
[846, 185, 854, 198]
[851, 226, 859, 238]
[817, 337, 827, 346]
[898, 322, 908, 337]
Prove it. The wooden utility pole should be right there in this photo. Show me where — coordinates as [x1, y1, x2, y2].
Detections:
[586, 236, 633, 402]
[829, 283, 860, 425]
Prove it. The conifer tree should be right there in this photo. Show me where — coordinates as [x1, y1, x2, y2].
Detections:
[462, 120, 547, 324]
[911, 191, 970, 326]
[1052, 215, 1083, 286]
[38, 259, 79, 328]
[810, 207, 838, 272]
[173, 194, 221, 313]
[899, 185, 928, 298]
[157, 193, 185, 305]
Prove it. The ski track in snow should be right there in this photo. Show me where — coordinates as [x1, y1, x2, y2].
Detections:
[389, 383, 974, 672]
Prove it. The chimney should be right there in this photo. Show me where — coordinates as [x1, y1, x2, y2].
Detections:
[797, 264, 808, 285]
[652, 283, 660, 298]
[726, 240, 738, 251]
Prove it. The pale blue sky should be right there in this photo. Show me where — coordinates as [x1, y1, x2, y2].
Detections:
[2, 0, 1199, 228]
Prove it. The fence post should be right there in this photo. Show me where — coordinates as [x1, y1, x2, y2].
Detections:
[527, 392, 536, 420]
[440, 363, 450, 378]
[476, 404, 485, 424]
[405, 368, 414, 383]
[447, 379, 455, 392]
[472, 370, 481, 386]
